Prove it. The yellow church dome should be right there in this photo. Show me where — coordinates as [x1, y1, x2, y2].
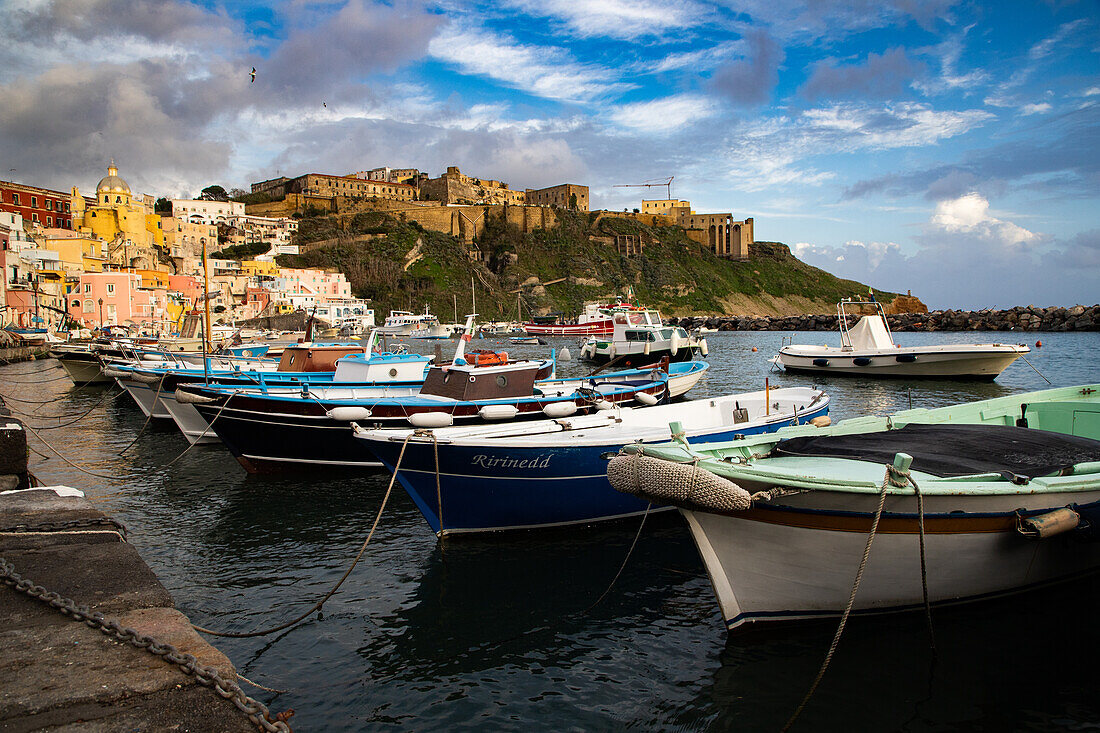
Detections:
[96, 163, 131, 195]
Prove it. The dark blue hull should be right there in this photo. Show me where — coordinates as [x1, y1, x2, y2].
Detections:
[369, 403, 829, 535]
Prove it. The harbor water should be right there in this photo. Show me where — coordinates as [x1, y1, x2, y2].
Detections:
[7, 330, 1100, 731]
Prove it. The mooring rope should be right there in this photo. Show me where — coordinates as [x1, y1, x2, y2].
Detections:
[0, 361, 59, 375]
[118, 375, 166, 455]
[585, 503, 653, 611]
[161, 391, 239, 468]
[909, 473, 936, 655]
[22, 422, 122, 481]
[192, 432, 412, 639]
[19, 387, 127, 431]
[0, 372, 75, 384]
[781, 463, 897, 733]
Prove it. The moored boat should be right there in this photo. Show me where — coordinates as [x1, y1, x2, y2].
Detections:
[773, 297, 1030, 379]
[579, 306, 708, 365]
[608, 384, 1100, 632]
[355, 386, 829, 535]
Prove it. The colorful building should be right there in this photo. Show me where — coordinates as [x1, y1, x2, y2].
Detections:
[66, 270, 168, 329]
[0, 180, 84, 229]
[71, 163, 167, 271]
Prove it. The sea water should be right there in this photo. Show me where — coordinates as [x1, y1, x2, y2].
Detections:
[8, 329, 1099, 731]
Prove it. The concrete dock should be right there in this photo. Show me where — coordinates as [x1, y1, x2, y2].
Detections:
[0, 414, 285, 731]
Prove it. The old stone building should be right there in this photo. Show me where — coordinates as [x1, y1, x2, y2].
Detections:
[250, 173, 416, 202]
[419, 167, 526, 206]
[525, 183, 590, 211]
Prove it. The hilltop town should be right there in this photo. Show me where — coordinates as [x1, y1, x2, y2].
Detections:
[0, 163, 756, 332]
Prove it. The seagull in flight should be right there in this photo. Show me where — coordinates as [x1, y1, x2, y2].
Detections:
[250, 67, 256, 83]
[322, 101, 327, 108]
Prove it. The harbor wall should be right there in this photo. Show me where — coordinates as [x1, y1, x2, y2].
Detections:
[0, 414, 279, 731]
[672, 304, 1100, 332]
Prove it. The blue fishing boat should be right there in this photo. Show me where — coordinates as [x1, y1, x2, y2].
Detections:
[353, 386, 829, 535]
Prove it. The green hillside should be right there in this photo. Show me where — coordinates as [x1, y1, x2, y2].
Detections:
[275, 209, 896, 320]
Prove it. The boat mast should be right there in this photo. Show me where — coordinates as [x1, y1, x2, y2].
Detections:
[201, 238, 213, 352]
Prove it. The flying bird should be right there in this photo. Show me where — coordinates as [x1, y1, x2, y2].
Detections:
[250, 67, 256, 83]
[322, 101, 327, 108]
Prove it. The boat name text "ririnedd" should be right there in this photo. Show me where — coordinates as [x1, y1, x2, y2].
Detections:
[470, 454, 554, 469]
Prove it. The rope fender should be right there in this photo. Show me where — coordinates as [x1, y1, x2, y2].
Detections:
[607, 452, 752, 513]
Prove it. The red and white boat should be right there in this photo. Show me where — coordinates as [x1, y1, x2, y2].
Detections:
[523, 299, 644, 337]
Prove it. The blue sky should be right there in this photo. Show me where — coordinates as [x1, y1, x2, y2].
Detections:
[1, 0, 1097, 309]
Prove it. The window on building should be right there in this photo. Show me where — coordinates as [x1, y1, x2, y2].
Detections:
[65, 202, 70, 212]
[32, 213, 38, 222]
[47, 216, 52, 226]
[83, 299, 93, 312]
[31, 196, 37, 207]
[45, 200, 52, 210]
[115, 196, 122, 203]
[11, 193, 19, 205]
[106, 283, 115, 294]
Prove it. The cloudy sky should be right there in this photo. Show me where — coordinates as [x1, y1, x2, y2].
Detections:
[2, 0, 1097, 308]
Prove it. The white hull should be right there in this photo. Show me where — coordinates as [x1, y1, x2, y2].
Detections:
[683, 489, 1100, 631]
[118, 378, 172, 419]
[160, 393, 219, 445]
[778, 345, 1027, 379]
[57, 358, 110, 385]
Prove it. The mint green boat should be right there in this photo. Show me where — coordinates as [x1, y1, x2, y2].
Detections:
[608, 384, 1100, 632]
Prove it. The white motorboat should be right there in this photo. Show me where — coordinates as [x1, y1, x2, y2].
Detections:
[579, 306, 708, 366]
[773, 298, 1029, 380]
[378, 308, 442, 336]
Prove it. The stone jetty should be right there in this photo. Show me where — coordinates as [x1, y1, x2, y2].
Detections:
[0, 411, 286, 731]
[673, 304, 1100, 333]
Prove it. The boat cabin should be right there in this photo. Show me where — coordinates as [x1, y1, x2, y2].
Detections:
[331, 350, 432, 383]
[419, 360, 544, 400]
[277, 343, 366, 372]
[838, 299, 896, 351]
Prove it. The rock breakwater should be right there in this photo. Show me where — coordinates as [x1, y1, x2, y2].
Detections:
[673, 304, 1100, 332]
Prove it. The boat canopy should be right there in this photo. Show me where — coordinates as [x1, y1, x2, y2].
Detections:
[772, 423, 1100, 480]
[843, 315, 895, 350]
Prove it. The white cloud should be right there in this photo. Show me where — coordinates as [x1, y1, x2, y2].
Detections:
[716, 103, 991, 192]
[1020, 102, 1052, 115]
[427, 24, 634, 102]
[498, 0, 707, 40]
[930, 192, 1037, 245]
[607, 94, 719, 134]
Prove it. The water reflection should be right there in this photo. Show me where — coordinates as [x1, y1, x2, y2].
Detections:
[5, 330, 1100, 730]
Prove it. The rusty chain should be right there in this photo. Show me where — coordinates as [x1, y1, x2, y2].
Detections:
[0, 516, 129, 538]
[0, 556, 291, 732]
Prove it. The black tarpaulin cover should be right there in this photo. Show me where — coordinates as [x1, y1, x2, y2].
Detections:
[772, 423, 1100, 480]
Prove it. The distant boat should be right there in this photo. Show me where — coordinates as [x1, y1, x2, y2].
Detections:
[609, 384, 1100, 632]
[523, 301, 615, 337]
[378, 308, 444, 336]
[509, 336, 541, 345]
[773, 298, 1029, 380]
[580, 306, 709, 365]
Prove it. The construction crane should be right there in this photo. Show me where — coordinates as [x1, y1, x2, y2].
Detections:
[613, 176, 674, 200]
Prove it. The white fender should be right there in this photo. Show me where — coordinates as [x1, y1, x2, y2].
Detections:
[408, 411, 453, 428]
[174, 388, 216, 404]
[634, 391, 659, 406]
[669, 330, 681, 357]
[327, 406, 373, 421]
[607, 343, 616, 359]
[594, 399, 614, 410]
[479, 404, 519, 420]
[643, 340, 651, 355]
[699, 338, 709, 357]
[102, 366, 129, 379]
[542, 401, 578, 418]
[558, 347, 571, 362]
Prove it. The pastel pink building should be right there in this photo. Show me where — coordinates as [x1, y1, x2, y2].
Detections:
[277, 268, 351, 298]
[67, 271, 168, 329]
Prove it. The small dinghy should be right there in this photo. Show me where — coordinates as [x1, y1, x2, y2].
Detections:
[773, 297, 1029, 380]
[355, 386, 829, 535]
[608, 384, 1100, 632]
